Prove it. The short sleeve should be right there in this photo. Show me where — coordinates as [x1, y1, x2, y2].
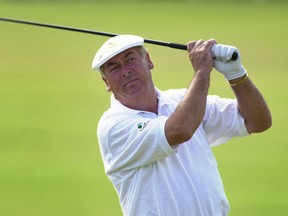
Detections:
[203, 95, 249, 146]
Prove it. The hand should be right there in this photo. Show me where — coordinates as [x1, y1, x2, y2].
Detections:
[187, 39, 216, 75]
[212, 44, 247, 80]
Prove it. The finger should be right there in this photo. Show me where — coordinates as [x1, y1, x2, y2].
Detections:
[220, 45, 228, 62]
[187, 41, 197, 52]
[207, 38, 217, 48]
[195, 39, 204, 47]
[214, 44, 222, 60]
[211, 44, 216, 58]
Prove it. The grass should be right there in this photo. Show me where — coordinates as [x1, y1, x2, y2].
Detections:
[0, 1, 288, 215]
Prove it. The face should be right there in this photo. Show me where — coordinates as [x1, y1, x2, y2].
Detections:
[101, 46, 154, 102]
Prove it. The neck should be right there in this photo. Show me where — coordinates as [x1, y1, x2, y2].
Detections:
[119, 88, 158, 114]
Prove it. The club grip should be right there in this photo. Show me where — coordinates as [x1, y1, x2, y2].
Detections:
[169, 43, 188, 50]
[169, 43, 238, 61]
[230, 52, 238, 60]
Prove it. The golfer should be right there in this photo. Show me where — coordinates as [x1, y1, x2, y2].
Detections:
[92, 35, 272, 216]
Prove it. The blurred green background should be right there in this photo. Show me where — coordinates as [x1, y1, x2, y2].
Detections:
[0, 0, 287, 215]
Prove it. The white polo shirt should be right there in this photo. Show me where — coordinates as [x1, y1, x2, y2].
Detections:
[97, 88, 249, 216]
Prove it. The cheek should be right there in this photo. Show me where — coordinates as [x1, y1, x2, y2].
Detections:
[105, 74, 121, 90]
[132, 60, 148, 72]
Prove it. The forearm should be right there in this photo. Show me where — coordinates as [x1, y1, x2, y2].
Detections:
[165, 39, 215, 146]
[230, 75, 272, 133]
[165, 71, 210, 145]
[212, 43, 272, 133]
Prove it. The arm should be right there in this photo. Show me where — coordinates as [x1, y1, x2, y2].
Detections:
[165, 39, 216, 146]
[229, 75, 272, 133]
[213, 44, 272, 134]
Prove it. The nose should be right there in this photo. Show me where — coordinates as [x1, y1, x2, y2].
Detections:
[121, 67, 132, 77]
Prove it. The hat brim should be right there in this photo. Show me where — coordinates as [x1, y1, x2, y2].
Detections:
[92, 35, 144, 71]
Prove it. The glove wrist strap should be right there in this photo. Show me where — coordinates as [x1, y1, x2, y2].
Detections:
[228, 74, 248, 87]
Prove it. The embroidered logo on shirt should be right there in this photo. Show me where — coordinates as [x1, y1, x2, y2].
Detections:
[137, 121, 149, 131]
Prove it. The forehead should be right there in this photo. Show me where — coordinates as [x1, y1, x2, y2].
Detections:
[102, 47, 140, 67]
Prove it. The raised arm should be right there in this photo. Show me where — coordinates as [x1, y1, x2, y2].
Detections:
[213, 44, 272, 134]
[229, 75, 272, 133]
[165, 39, 216, 146]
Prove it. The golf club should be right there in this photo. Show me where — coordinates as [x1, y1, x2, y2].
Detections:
[0, 17, 238, 60]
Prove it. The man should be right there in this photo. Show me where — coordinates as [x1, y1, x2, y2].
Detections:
[92, 35, 272, 216]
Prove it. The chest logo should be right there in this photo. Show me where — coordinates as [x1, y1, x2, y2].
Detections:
[137, 120, 149, 131]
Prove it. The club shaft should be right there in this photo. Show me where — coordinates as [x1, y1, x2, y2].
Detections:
[0, 17, 238, 60]
[0, 17, 180, 47]
[0, 17, 118, 37]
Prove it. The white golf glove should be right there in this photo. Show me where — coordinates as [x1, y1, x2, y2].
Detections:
[212, 44, 247, 80]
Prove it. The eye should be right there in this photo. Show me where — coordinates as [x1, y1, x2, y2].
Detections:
[129, 57, 136, 62]
[126, 56, 136, 65]
[110, 66, 117, 73]
[108, 65, 118, 73]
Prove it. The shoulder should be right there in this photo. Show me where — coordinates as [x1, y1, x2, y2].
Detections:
[97, 109, 141, 152]
[97, 109, 134, 133]
[159, 88, 187, 103]
[161, 88, 187, 97]
[206, 95, 236, 107]
[204, 95, 237, 122]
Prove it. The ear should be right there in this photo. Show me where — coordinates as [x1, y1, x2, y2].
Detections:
[146, 53, 154, 70]
[102, 77, 111, 92]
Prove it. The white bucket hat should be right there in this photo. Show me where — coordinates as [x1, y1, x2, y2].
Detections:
[92, 34, 144, 71]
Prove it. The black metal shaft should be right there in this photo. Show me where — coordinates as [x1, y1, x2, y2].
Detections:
[0, 17, 238, 60]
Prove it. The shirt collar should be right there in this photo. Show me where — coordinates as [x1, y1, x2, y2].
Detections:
[110, 88, 169, 114]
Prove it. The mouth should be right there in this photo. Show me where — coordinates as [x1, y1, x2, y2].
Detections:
[123, 78, 138, 87]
